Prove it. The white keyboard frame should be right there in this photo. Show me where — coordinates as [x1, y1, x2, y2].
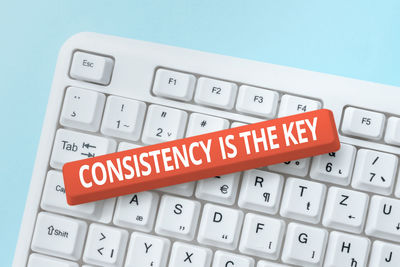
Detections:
[13, 32, 400, 266]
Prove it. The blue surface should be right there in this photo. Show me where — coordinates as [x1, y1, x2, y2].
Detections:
[1, 0, 400, 265]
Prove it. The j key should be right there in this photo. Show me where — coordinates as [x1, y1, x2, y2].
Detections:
[186, 113, 229, 137]
[369, 240, 400, 267]
[28, 254, 78, 267]
[194, 77, 238, 110]
[235, 85, 279, 118]
[267, 158, 310, 177]
[153, 69, 196, 101]
[278, 94, 321, 117]
[341, 107, 385, 140]
[212, 250, 255, 267]
[168, 242, 212, 267]
[324, 231, 370, 267]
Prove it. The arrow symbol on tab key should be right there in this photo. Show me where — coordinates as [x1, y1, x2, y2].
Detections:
[82, 142, 96, 149]
[81, 152, 95, 158]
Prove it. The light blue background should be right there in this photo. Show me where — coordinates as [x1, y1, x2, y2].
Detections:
[1, 0, 399, 265]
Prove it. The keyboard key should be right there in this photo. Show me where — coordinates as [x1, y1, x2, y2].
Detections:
[239, 213, 285, 260]
[125, 232, 170, 267]
[322, 187, 369, 233]
[280, 178, 326, 224]
[231, 121, 247, 128]
[50, 129, 116, 169]
[60, 87, 105, 132]
[168, 242, 212, 267]
[341, 107, 385, 140]
[157, 182, 196, 197]
[238, 170, 283, 214]
[83, 224, 128, 267]
[113, 191, 159, 232]
[351, 149, 398, 195]
[31, 212, 87, 260]
[385, 116, 400, 145]
[267, 158, 310, 177]
[69, 51, 114, 85]
[194, 77, 238, 110]
[155, 195, 201, 241]
[257, 261, 291, 267]
[195, 172, 241, 205]
[186, 113, 229, 137]
[324, 231, 370, 267]
[235, 85, 279, 118]
[310, 143, 356, 185]
[142, 104, 188, 144]
[153, 69, 196, 101]
[28, 254, 78, 267]
[369, 240, 400, 267]
[281, 223, 328, 267]
[198, 204, 244, 250]
[278, 94, 321, 117]
[117, 142, 141, 151]
[101, 96, 146, 141]
[365, 195, 400, 242]
[212, 250, 255, 267]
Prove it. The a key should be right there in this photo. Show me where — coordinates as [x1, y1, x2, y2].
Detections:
[155, 195, 201, 241]
[117, 142, 141, 151]
[385, 117, 400, 146]
[101, 96, 146, 141]
[113, 191, 159, 232]
[50, 128, 116, 169]
[197, 204, 244, 250]
[310, 143, 356, 185]
[239, 213, 285, 260]
[60, 87, 106, 132]
[369, 240, 400, 267]
[324, 231, 370, 267]
[194, 77, 238, 110]
[277, 94, 321, 117]
[267, 158, 310, 177]
[168, 242, 212, 267]
[157, 182, 196, 197]
[212, 250, 255, 267]
[238, 170, 283, 214]
[195, 172, 241, 205]
[281, 222, 328, 267]
[83, 224, 128, 267]
[31, 212, 87, 260]
[28, 253, 79, 267]
[351, 149, 398, 195]
[125, 232, 171, 267]
[235, 85, 279, 118]
[185, 113, 229, 137]
[341, 107, 385, 140]
[153, 69, 196, 101]
[322, 187, 369, 233]
[142, 104, 188, 144]
[365, 195, 400, 242]
[69, 51, 114, 85]
[280, 178, 326, 223]
[257, 261, 291, 267]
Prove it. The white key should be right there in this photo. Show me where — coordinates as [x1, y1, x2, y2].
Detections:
[117, 142, 141, 151]
[280, 178, 326, 223]
[341, 107, 385, 140]
[281, 223, 328, 267]
[101, 96, 146, 141]
[277, 95, 321, 117]
[50, 129, 116, 169]
[395, 173, 400, 198]
[267, 158, 310, 177]
[351, 149, 398, 195]
[322, 187, 369, 233]
[194, 77, 238, 110]
[365, 195, 400, 242]
[142, 104, 188, 144]
[113, 191, 159, 232]
[198, 204, 244, 250]
[28, 254, 79, 267]
[385, 117, 400, 145]
[31, 212, 87, 260]
[155, 195, 201, 241]
[153, 69, 196, 101]
[185, 113, 229, 137]
[239, 213, 285, 260]
[369, 240, 400, 267]
[324, 231, 370, 267]
[125, 232, 170, 267]
[310, 143, 356, 185]
[257, 261, 291, 267]
[235, 85, 279, 118]
[168, 242, 212, 267]
[70, 51, 114, 85]
[83, 224, 128, 267]
[157, 182, 196, 197]
[195, 172, 240, 205]
[60, 87, 105, 132]
[238, 170, 283, 214]
[231, 122, 247, 128]
[212, 250, 255, 267]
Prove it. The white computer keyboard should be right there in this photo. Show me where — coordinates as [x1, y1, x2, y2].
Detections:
[14, 32, 400, 267]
